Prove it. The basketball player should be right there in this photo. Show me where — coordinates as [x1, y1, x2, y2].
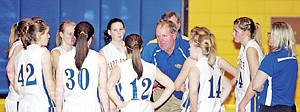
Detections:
[55, 21, 109, 112]
[107, 34, 175, 112]
[16, 18, 55, 112]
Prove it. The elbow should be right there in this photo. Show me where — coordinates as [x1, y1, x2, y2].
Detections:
[252, 84, 261, 92]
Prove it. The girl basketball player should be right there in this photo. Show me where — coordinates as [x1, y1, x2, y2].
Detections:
[107, 34, 175, 112]
[100, 18, 127, 73]
[16, 18, 55, 112]
[187, 31, 232, 112]
[99, 18, 127, 111]
[232, 17, 264, 112]
[253, 22, 297, 112]
[51, 20, 76, 72]
[175, 26, 234, 112]
[5, 18, 31, 112]
[55, 21, 109, 112]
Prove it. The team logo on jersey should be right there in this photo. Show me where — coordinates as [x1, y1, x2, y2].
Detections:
[175, 64, 182, 68]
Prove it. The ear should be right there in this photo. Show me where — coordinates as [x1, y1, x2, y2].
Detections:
[108, 30, 111, 36]
[140, 47, 143, 53]
[171, 33, 177, 40]
[87, 35, 94, 47]
[59, 32, 64, 38]
[177, 23, 181, 31]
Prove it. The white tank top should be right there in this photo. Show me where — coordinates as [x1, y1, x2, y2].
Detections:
[58, 49, 100, 103]
[7, 40, 22, 100]
[100, 42, 127, 75]
[18, 44, 53, 106]
[51, 46, 75, 54]
[235, 39, 264, 104]
[194, 57, 222, 112]
[181, 57, 224, 112]
[117, 59, 156, 102]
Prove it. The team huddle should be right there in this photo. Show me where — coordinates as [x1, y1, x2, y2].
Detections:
[5, 11, 298, 112]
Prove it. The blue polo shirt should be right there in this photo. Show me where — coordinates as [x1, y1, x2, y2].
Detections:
[258, 48, 298, 106]
[142, 33, 189, 63]
[142, 33, 190, 100]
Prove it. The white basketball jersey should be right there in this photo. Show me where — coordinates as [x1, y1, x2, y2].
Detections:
[18, 44, 55, 111]
[235, 39, 264, 112]
[5, 40, 22, 112]
[195, 57, 222, 112]
[7, 40, 22, 99]
[181, 57, 223, 112]
[101, 42, 127, 75]
[51, 46, 75, 54]
[116, 59, 156, 111]
[58, 49, 100, 105]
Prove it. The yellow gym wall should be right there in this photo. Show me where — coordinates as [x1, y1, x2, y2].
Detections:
[189, 0, 300, 111]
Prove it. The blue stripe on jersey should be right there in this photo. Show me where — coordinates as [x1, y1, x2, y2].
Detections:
[116, 83, 124, 101]
[182, 97, 190, 112]
[97, 88, 100, 102]
[17, 101, 19, 111]
[42, 71, 55, 111]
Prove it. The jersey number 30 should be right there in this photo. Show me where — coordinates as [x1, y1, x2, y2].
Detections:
[65, 68, 90, 90]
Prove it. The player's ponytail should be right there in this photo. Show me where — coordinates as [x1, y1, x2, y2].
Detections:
[74, 21, 94, 70]
[125, 34, 143, 79]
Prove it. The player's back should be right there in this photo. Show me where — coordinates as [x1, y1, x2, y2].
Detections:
[117, 59, 156, 112]
[59, 49, 100, 103]
[195, 57, 222, 112]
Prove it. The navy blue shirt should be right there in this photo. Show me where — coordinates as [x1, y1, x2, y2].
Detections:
[258, 48, 298, 106]
[142, 33, 190, 99]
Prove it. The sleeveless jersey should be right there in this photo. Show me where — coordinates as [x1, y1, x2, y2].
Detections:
[58, 49, 101, 112]
[18, 44, 55, 112]
[181, 57, 224, 112]
[235, 39, 264, 112]
[100, 42, 127, 75]
[116, 59, 156, 112]
[51, 46, 75, 54]
[5, 40, 22, 112]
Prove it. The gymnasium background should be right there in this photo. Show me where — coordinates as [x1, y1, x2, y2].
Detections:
[0, 0, 299, 111]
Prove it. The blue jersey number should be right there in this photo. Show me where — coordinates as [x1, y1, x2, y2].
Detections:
[17, 63, 36, 86]
[65, 68, 90, 90]
[208, 76, 221, 98]
[236, 72, 243, 88]
[130, 78, 152, 100]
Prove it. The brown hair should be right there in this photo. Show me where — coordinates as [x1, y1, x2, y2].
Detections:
[161, 11, 180, 24]
[74, 21, 94, 70]
[125, 34, 143, 79]
[22, 18, 48, 49]
[5, 18, 32, 54]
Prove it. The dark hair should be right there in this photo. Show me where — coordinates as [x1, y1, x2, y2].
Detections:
[22, 18, 48, 49]
[5, 18, 32, 54]
[74, 21, 94, 70]
[125, 34, 143, 79]
[104, 18, 124, 45]
[161, 11, 180, 24]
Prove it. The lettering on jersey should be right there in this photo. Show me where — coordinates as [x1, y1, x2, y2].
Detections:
[236, 58, 245, 88]
[107, 58, 127, 70]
